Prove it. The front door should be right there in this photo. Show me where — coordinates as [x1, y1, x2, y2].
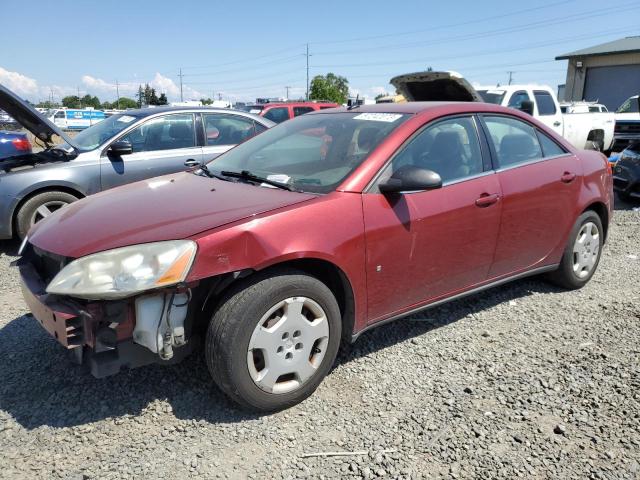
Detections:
[363, 115, 502, 321]
[532, 90, 564, 136]
[100, 113, 202, 190]
[480, 114, 581, 277]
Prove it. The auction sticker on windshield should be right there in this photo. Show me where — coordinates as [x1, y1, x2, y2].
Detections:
[353, 113, 403, 122]
[117, 115, 136, 123]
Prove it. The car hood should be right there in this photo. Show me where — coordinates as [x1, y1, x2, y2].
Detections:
[0, 84, 76, 149]
[390, 71, 483, 102]
[28, 172, 316, 258]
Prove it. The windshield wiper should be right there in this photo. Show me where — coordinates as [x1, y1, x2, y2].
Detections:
[220, 170, 293, 191]
[195, 163, 229, 181]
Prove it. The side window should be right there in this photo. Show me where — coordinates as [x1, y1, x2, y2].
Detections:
[263, 107, 290, 124]
[533, 91, 557, 115]
[536, 130, 567, 158]
[120, 114, 195, 153]
[203, 114, 257, 146]
[385, 116, 484, 184]
[484, 116, 542, 167]
[55, 111, 65, 119]
[293, 106, 314, 117]
[319, 106, 335, 110]
[507, 91, 530, 109]
[254, 122, 268, 135]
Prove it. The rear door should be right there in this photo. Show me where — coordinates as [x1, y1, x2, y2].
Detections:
[100, 113, 202, 190]
[362, 114, 502, 321]
[480, 114, 581, 277]
[201, 113, 265, 162]
[532, 90, 563, 136]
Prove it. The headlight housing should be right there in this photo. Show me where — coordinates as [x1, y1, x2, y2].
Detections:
[46, 240, 197, 299]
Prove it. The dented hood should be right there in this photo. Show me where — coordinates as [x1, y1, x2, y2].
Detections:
[28, 172, 316, 259]
[0, 84, 76, 148]
[390, 71, 483, 103]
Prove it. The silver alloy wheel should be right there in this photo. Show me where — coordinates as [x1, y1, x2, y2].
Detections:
[247, 296, 329, 394]
[572, 221, 600, 279]
[30, 200, 69, 226]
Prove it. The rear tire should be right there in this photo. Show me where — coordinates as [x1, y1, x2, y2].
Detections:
[206, 269, 341, 412]
[15, 191, 79, 239]
[546, 211, 603, 289]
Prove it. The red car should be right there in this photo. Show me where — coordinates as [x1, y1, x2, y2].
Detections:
[244, 101, 339, 123]
[18, 99, 613, 412]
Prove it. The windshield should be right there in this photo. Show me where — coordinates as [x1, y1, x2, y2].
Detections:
[72, 113, 140, 151]
[208, 111, 409, 194]
[477, 90, 506, 105]
[617, 97, 639, 113]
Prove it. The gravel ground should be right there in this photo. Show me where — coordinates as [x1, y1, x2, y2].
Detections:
[0, 200, 638, 480]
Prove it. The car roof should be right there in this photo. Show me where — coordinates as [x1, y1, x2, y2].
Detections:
[311, 101, 494, 115]
[259, 102, 338, 108]
[125, 106, 261, 117]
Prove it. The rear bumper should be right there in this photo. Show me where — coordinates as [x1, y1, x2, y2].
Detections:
[613, 162, 640, 198]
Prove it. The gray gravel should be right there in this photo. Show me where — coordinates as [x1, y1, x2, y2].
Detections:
[0, 200, 638, 479]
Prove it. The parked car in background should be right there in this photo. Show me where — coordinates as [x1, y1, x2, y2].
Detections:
[47, 108, 106, 130]
[612, 95, 640, 152]
[0, 130, 32, 160]
[560, 102, 608, 113]
[390, 71, 615, 152]
[0, 109, 16, 124]
[241, 101, 339, 123]
[613, 141, 640, 202]
[0, 84, 274, 238]
[18, 100, 612, 411]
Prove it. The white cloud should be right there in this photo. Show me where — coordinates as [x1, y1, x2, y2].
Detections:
[0, 67, 39, 97]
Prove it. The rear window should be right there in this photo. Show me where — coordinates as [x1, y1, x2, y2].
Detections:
[533, 91, 557, 115]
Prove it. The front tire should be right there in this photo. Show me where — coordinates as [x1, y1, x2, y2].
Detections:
[15, 191, 79, 239]
[206, 269, 341, 412]
[546, 211, 603, 289]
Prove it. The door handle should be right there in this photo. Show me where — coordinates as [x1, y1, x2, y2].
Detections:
[475, 193, 500, 207]
[184, 158, 200, 167]
[553, 121, 562, 127]
[560, 171, 576, 183]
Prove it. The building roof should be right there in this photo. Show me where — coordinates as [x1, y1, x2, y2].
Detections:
[556, 36, 640, 60]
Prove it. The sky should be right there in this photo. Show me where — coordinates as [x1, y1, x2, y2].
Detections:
[1, 0, 639, 104]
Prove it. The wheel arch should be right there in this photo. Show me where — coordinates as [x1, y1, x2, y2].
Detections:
[197, 257, 357, 343]
[12, 185, 85, 235]
[582, 201, 609, 241]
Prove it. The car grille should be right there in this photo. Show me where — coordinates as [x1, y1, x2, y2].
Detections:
[615, 121, 640, 135]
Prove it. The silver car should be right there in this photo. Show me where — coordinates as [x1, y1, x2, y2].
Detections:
[0, 84, 274, 238]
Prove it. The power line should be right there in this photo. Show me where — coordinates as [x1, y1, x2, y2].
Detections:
[312, 1, 640, 56]
[312, 0, 577, 46]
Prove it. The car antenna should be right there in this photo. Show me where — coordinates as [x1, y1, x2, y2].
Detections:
[347, 94, 360, 110]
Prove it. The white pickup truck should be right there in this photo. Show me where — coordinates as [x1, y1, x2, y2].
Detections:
[612, 95, 640, 152]
[390, 71, 615, 152]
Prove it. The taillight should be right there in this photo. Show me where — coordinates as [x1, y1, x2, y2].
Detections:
[12, 137, 31, 151]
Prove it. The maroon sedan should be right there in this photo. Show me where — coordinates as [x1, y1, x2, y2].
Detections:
[18, 101, 613, 411]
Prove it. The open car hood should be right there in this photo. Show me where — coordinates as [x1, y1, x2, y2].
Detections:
[390, 71, 483, 103]
[0, 84, 76, 149]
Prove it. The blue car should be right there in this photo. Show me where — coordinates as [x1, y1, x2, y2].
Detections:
[0, 130, 32, 160]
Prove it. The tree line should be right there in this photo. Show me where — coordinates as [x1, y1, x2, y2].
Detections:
[36, 83, 168, 110]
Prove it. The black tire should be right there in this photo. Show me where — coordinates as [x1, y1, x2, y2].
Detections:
[15, 191, 79, 239]
[206, 268, 341, 412]
[546, 211, 603, 290]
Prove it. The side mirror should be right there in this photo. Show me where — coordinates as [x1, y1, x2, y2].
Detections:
[109, 140, 133, 156]
[518, 100, 535, 116]
[378, 166, 442, 194]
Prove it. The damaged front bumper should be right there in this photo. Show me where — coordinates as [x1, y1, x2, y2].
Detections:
[18, 258, 195, 378]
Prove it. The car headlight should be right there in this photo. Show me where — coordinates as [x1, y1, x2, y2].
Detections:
[46, 240, 197, 300]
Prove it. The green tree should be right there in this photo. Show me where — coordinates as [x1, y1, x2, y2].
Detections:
[81, 94, 101, 109]
[157, 93, 168, 105]
[200, 98, 214, 105]
[62, 95, 81, 108]
[309, 73, 349, 104]
[374, 92, 389, 101]
[36, 100, 59, 109]
[136, 85, 145, 107]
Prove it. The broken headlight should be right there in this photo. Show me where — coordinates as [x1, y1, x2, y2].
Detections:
[46, 240, 197, 300]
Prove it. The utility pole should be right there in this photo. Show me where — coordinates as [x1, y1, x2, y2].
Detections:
[178, 68, 184, 102]
[77, 86, 82, 108]
[305, 43, 310, 101]
[285, 86, 291, 100]
[507, 71, 514, 85]
[116, 79, 121, 110]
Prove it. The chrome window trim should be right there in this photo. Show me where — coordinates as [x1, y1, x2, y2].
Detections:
[494, 153, 574, 173]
